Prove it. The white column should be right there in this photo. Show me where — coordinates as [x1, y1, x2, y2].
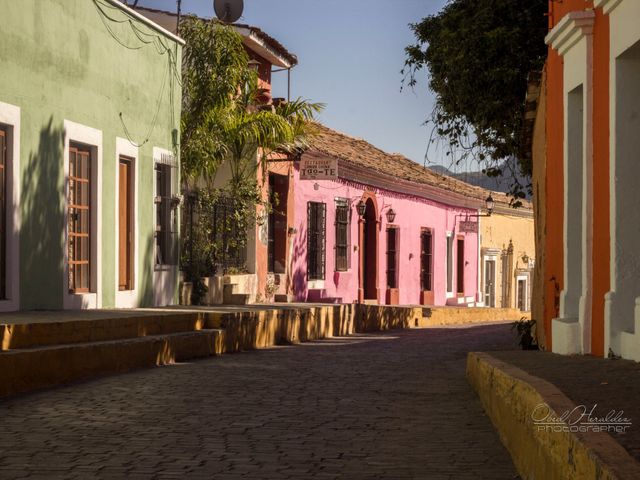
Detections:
[596, 0, 640, 359]
[545, 11, 595, 354]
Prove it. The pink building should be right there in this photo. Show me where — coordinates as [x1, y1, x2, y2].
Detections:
[268, 125, 499, 306]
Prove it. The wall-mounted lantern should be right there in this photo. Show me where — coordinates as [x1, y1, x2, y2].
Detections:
[485, 194, 495, 216]
[356, 199, 366, 217]
[386, 208, 396, 223]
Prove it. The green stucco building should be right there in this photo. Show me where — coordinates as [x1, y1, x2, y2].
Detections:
[0, 0, 183, 310]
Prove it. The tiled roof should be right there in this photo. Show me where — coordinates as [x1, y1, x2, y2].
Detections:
[306, 123, 531, 210]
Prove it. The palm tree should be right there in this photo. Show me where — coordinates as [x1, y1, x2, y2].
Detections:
[221, 74, 325, 187]
[179, 17, 324, 189]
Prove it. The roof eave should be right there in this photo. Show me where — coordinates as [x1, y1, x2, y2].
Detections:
[234, 26, 296, 69]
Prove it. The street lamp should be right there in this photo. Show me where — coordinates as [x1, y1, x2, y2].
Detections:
[356, 199, 366, 217]
[386, 208, 396, 223]
[455, 192, 495, 221]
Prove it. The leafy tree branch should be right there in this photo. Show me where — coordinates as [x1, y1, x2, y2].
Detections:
[403, 0, 547, 200]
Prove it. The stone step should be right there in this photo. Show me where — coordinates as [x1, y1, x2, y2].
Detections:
[274, 294, 293, 303]
[0, 329, 224, 398]
[222, 283, 250, 305]
[0, 311, 221, 351]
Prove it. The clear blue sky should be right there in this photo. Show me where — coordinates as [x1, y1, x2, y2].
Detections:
[136, 0, 450, 167]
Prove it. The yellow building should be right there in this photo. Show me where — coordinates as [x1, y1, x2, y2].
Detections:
[479, 202, 535, 313]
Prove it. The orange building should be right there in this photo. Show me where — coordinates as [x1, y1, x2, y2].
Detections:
[537, 0, 640, 360]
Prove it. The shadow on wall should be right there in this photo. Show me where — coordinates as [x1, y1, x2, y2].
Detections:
[20, 118, 65, 309]
[138, 233, 155, 307]
[291, 222, 307, 301]
[355, 305, 413, 332]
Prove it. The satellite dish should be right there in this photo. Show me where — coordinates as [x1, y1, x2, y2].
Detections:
[214, 0, 244, 23]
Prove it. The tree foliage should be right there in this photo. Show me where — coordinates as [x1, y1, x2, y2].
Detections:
[179, 16, 323, 188]
[403, 0, 547, 198]
[178, 16, 323, 301]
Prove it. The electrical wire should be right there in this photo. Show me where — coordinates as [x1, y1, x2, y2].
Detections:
[92, 0, 182, 147]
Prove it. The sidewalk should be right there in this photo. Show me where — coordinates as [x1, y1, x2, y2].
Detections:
[468, 349, 640, 479]
[490, 350, 640, 462]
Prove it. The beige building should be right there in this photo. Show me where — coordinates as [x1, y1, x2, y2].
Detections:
[479, 205, 535, 312]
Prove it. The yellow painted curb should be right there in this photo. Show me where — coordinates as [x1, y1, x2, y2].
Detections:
[467, 352, 640, 480]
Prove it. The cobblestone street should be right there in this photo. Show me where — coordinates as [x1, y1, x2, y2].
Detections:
[0, 324, 519, 479]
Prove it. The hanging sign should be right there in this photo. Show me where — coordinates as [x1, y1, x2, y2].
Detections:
[460, 220, 478, 233]
[300, 157, 338, 180]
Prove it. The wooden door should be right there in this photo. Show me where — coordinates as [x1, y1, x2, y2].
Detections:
[456, 238, 465, 294]
[485, 259, 495, 307]
[69, 145, 91, 293]
[118, 157, 133, 291]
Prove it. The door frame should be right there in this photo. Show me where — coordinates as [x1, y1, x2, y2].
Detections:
[484, 258, 497, 308]
[114, 138, 139, 308]
[0, 101, 20, 312]
[63, 120, 102, 310]
[481, 248, 500, 308]
[358, 191, 379, 303]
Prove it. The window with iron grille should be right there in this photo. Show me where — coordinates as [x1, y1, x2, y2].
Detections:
[335, 199, 350, 271]
[307, 202, 326, 280]
[420, 229, 433, 291]
[68, 144, 92, 293]
[386, 227, 398, 289]
[211, 196, 247, 271]
[155, 153, 178, 267]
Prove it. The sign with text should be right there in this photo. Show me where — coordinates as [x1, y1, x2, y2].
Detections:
[460, 220, 478, 233]
[300, 157, 338, 180]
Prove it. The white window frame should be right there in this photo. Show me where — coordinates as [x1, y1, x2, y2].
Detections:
[153, 146, 178, 306]
[63, 120, 102, 309]
[482, 252, 499, 308]
[114, 138, 139, 308]
[0, 101, 21, 312]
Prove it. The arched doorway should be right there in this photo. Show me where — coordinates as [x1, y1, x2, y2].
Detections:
[359, 195, 379, 302]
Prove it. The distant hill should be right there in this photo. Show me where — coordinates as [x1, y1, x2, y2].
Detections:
[428, 161, 531, 198]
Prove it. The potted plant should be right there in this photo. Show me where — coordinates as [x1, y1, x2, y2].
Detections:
[511, 318, 539, 350]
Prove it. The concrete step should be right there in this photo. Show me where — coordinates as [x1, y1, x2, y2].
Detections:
[0, 312, 219, 351]
[0, 329, 224, 398]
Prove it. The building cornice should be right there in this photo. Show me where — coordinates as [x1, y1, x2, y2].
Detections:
[594, 0, 624, 14]
[545, 10, 595, 56]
